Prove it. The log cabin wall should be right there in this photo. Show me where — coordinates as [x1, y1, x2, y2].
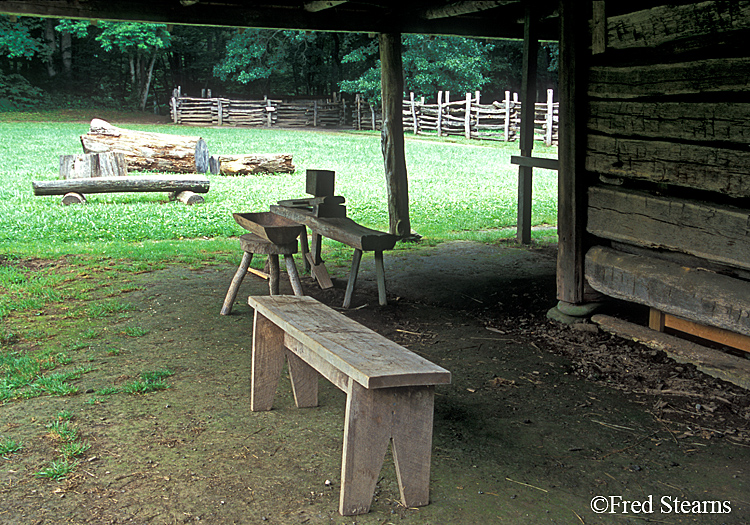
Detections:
[582, 1, 750, 339]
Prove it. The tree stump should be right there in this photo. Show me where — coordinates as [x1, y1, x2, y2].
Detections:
[59, 152, 128, 179]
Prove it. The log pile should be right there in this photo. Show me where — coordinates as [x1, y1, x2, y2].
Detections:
[80, 119, 209, 173]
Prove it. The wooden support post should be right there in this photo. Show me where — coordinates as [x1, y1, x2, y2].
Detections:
[220, 252, 253, 315]
[517, 3, 538, 245]
[356, 94, 361, 130]
[343, 249, 363, 309]
[556, 0, 589, 304]
[217, 99, 223, 126]
[313, 99, 318, 127]
[379, 33, 411, 238]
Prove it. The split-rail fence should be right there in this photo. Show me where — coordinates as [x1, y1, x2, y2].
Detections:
[170, 88, 558, 145]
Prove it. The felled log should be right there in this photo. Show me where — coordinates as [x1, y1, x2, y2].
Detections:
[212, 154, 294, 175]
[80, 119, 209, 174]
[32, 175, 210, 196]
[60, 152, 127, 179]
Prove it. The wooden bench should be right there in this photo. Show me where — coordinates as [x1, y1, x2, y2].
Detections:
[32, 174, 210, 205]
[270, 204, 399, 308]
[247, 295, 451, 516]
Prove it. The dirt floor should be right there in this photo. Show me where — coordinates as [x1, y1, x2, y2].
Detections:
[1, 240, 749, 524]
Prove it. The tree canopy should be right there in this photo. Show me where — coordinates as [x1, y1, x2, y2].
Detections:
[0, 16, 558, 112]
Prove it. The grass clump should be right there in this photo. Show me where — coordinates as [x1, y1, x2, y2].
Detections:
[0, 437, 23, 457]
[34, 459, 79, 481]
[122, 368, 174, 394]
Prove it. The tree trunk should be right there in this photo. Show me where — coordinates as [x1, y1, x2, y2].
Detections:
[59, 152, 128, 179]
[80, 118, 210, 173]
[60, 30, 72, 79]
[140, 54, 157, 112]
[44, 19, 57, 79]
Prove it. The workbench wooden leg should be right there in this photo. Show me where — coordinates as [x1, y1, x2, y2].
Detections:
[251, 312, 285, 411]
[220, 251, 253, 315]
[374, 250, 387, 306]
[268, 255, 280, 295]
[339, 382, 435, 515]
[285, 350, 319, 408]
[343, 249, 363, 309]
[340, 381, 391, 516]
[300, 228, 311, 273]
[390, 386, 434, 509]
[284, 255, 304, 296]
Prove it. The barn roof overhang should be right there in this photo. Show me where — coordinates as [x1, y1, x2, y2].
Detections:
[0, 0, 562, 40]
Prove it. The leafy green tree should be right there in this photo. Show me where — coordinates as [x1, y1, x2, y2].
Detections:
[339, 34, 495, 102]
[0, 16, 41, 60]
[57, 20, 171, 110]
[213, 29, 344, 96]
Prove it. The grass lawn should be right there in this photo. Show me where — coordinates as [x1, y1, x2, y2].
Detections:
[0, 116, 557, 254]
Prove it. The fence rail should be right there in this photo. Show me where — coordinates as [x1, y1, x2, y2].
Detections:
[170, 88, 558, 145]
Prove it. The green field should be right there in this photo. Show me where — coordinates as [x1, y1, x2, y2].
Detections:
[0, 117, 558, 258]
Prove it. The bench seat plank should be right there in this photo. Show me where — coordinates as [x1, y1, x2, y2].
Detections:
[248, 295, 450, 389]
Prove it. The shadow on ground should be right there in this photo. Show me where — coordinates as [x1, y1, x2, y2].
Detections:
[1, 240, 748, 524]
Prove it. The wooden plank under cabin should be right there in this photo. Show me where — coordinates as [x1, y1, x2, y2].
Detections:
[556, 0, 588, 304]
[586, 135, 750, 198]
[588, 101, 750, 144]
[585, 246, 750, 337]
[270, 205, 398, 252]
[379, 33, 410, 238]
[587, 185, 750, 271]
[516, 2, 537, 245]
[603, 1, 750, 52]
[248, 295, 451, 390]
[588, 57, 750, 99]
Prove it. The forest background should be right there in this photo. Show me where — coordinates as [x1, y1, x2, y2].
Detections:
[0, 17, 559, 114]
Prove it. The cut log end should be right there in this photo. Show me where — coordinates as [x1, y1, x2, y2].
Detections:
[61, 192, 86, 205]
[170, 190, 205, 205]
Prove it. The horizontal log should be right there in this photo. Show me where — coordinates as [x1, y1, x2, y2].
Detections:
[585, 246, 750, 336]
[589, 57, 750, 98]
[32, 175, 210, 196]
[588, 185, 750, 271]
[588, 101, 750, 144]
[81, 119, 209, 174]
[586, 134, 750, 197]
[604, 2, 750, 51]
[215, 154, 295, 175]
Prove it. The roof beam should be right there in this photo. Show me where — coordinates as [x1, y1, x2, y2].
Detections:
[304, 1, 348, 12]
[423, 0, 518, 19]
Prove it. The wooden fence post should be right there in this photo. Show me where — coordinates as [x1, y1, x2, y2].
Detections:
[464, 92, 472, 139]
[313, 100, 318, 127]
[355, 94, 361, 130]
[410, 92, 418, 134]
[217, 98, 223, 126]
[437, 90, 443, 137]
[371, 104, 376, 130]
[504, 90, 511, 141]
[545, 88, 554, 146]
[266, 97, 273, 127]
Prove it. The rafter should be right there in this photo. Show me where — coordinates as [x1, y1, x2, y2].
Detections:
[304, 1, 348, 12]
[422, 0, 518, 19]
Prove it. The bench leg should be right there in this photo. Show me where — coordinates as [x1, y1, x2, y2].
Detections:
[342, 249, 363, 309]
[374, 250, 387, 306]
[220, 251, 253, 315]
[284, 254, 304, 296]
[251, 312, 285, 411]
[339, 382, 435, 515]
[300, 228, 311, 273]
[285, 350, 319, 408]
[268, 254, 280, 295]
